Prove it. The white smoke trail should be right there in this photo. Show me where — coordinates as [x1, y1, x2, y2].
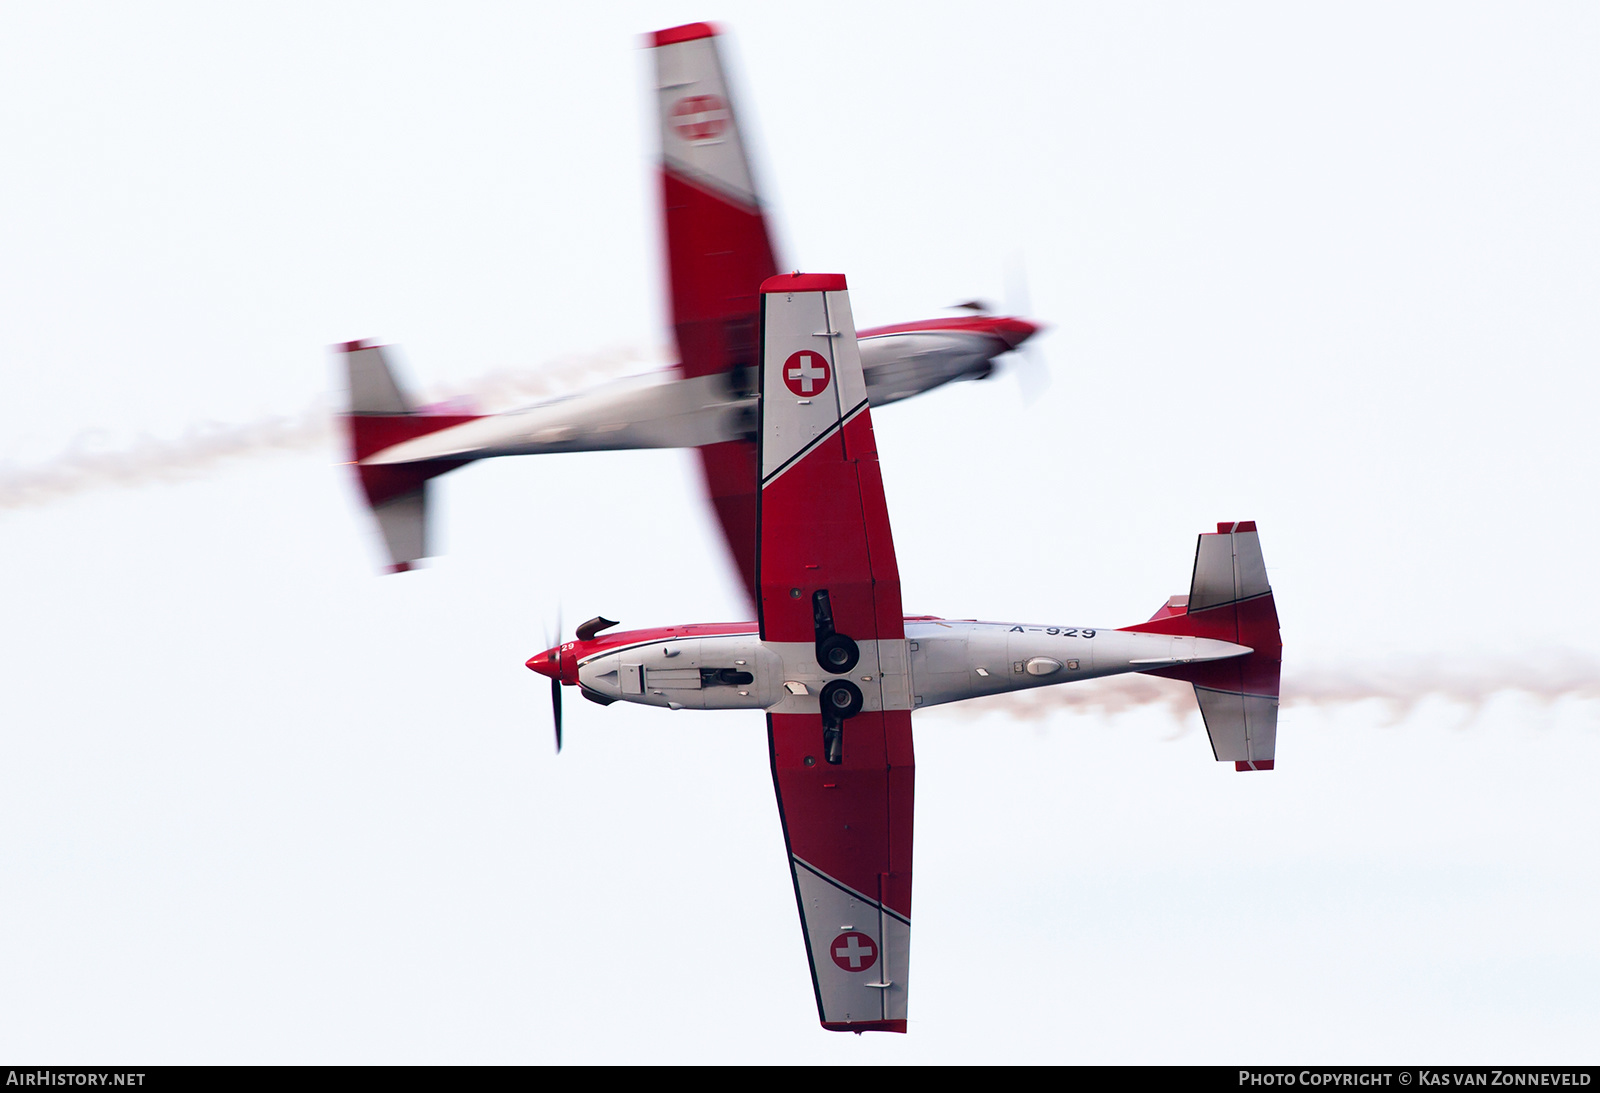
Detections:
[922, 655, 1600, 725]
[0, 347, 655, 511]
[11, 351, 1597, 727]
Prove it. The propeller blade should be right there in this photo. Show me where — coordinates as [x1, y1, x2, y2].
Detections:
[552, 677, 563, 753]
[1003, 253, 1051, 401]
[1004, 253, 1033, 319]
[542, 603, 565, 754]
[1013, 343, 1051, 401]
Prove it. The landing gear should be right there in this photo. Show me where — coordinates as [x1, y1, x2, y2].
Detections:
[811, 589, 864, 763]
[812, 590, 859, 674]
[817, 633, 859, 674]
[819, 680, 863, 766]
[823, 725, 844, 766]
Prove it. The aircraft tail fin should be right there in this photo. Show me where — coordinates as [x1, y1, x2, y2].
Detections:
[1123, 522, 1282, 770]
[345, 340, 415, 416]
[337, 340, 480, 573]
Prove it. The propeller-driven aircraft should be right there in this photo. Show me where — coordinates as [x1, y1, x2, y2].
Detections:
[527, 272, 1283, 1033]
[341, 23, 1041, 597]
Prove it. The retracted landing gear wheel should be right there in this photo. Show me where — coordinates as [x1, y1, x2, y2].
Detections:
[820, 679, 863, 719]
[818, 680, 863, 765]
[816, 633, 860, 675]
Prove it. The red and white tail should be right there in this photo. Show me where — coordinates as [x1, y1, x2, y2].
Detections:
[339, 341, 481, 573]
[1124, 522, 1282, 770]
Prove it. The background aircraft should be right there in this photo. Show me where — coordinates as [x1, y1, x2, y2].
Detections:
[342, 24, 1041, 592]
[3, 3, 1597, 1064]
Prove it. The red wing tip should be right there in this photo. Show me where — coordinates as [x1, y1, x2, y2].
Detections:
[1235, 759, 1275, 772]
[822, 1020, 907, 1034]
[1215, 520, 1259, 534]
[337, 339, 376, 353]
[650, 22, 718, 46]
[387, 561, 414, 574]
[761, 272, 848, 294]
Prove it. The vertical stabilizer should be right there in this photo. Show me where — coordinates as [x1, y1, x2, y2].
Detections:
[345, 341, 415, 416]
[336, 340, 480, 573]
[1123, 522, 1282, 770]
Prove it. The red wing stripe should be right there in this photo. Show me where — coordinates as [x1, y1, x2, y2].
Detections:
[663, 162, 761, 218]
[792, 856, 911, 927]
[759, 398, 870, 489]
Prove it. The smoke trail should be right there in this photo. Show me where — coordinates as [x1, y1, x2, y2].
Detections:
[922, 655, 1600, 725]
[0, 347, 655, 511]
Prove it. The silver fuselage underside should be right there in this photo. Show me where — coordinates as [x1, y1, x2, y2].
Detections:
[573, 622, 1249, 715]
[364, 330, 1005, 467]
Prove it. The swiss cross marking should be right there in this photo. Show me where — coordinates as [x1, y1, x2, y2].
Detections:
[830, 930, 878, 973]
[783, 350, 831, 397]
[672, 95, 729, 142]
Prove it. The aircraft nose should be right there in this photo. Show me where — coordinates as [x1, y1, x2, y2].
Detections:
[992, 317, 1041, 349]
[527, 647, 562, 680]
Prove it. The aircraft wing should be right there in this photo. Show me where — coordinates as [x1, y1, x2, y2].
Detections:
[757, 274, 914, 1033]
[651, 24, 781, 603]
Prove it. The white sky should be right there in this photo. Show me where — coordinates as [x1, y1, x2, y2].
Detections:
[2, 1, 1597, 1063]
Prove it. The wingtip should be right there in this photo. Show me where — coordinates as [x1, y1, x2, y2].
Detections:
[760, 272, 848, 294]
[649, 22, 719, 47]
[821, 1019, 907, 1034]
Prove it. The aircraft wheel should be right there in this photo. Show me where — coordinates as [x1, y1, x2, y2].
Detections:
[816, 634, 860, 675]
[819, 679, 863, 720]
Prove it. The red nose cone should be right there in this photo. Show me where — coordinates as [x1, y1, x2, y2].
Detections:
[527, 647, 562, 680]
[991, 317, 1041, 350]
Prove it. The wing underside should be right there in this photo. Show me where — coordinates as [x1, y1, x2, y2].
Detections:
[651, 24, 780, 603]
[769, 710, 912, 1031]
[756, 275, 913, 1032]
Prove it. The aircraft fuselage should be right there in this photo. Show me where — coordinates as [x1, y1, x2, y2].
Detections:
[362, 323, 1031, 467]
[531, 619, 1249, 715]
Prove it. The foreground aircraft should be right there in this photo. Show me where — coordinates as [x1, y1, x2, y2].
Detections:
[527, 272, 1282, 1033]
[341, 23, 1040, 598]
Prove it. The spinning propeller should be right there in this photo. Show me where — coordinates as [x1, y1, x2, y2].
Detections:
[532, 613, 620, 753]
[953, 256, 1050, 400]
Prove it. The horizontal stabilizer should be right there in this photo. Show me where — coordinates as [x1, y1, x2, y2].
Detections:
[1194, 689, 1278, 772]
[1124, 521, 1282, 770]
[337, 340, 481, 573]
[372, 489, 427, 574]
